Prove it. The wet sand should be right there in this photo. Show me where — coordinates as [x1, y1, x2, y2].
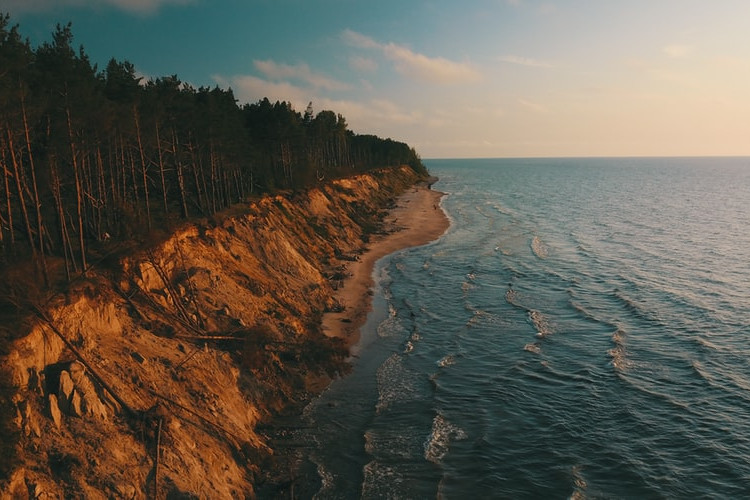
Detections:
[322, 184, 449, 347]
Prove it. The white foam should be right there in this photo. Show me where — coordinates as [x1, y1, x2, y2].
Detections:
[569, 465, 588, 500]
[531, 235, 549, 259]
[524, 342, 541, 354]
[608, 328, 630, 372]
[377, 313, 406, 339]
[529, 310, 552, 337]
[424, 413, 467, 464]
[312, 462, 336, 499]
[437, 354, 456, 368]
[361, 461, 403, 498]
[375, 354, 415, 413]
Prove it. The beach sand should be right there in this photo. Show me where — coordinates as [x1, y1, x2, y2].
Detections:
[322, 183, 449, 347]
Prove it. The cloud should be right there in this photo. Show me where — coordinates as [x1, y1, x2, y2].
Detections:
[214, 59, 352, 112]
[349, 56, 378, 73]
[253, 60, 350, 92]
[518, 98, 549, 113]
[213, 74, 310, 110]
[498, 55, 554, 68]
[341, 30, 381, 50]
[313, 97, 427, 136]
[663, 44, 692, 58]
[342, 29, 481, 84]
[3, 0, 193, 15]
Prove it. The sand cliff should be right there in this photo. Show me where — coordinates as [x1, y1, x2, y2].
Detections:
[0, 166, 438, 498]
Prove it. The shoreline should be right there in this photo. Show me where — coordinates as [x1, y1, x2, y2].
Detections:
[321, 182, 450, 348]
[257, 181, 450, 497]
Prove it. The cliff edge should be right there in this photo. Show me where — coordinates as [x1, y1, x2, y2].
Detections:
[0, 166, 423, 499]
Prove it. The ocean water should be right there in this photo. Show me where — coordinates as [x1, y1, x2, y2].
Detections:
[302, 157, 750, 498]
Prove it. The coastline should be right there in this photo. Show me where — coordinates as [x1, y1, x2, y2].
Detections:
[321, 182, 450, 348]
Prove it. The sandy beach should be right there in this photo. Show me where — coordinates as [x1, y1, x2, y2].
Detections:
[322, 183, 450, 347]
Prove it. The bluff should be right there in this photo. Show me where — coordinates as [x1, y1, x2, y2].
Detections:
[0, 165, 423, 498]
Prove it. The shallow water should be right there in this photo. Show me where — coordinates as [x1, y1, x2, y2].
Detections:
[304, 157, 750, 498]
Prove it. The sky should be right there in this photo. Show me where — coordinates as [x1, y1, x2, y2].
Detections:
[4, 0, 750, 159]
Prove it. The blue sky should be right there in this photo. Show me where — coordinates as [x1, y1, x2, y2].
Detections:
[5, 0, 750, 158]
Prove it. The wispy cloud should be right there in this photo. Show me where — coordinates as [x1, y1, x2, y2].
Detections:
[663, 44, 692, 58]
[518, 98, 549, 113]
[349, 56, 378, 73]
[3, 0, 193, 15]
[342, 29, 481, 84]
[253, 60, 350, 92]
[499, 55, 554, 68]
[213, 74, 310, 110]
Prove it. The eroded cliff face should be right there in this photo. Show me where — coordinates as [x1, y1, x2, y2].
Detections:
[1, 166, 421, 499]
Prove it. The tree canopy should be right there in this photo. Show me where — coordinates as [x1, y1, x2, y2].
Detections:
[0, 13, 427, 283]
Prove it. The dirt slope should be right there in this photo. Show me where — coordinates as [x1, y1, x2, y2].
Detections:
[0, 166, 421, 499]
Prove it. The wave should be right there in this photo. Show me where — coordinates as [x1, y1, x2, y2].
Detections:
[569, 298, 600, 324]
[466, 308, 503, 329]
[612, 288, 658, 324]
[314, 461, 336, 498]
[437, 354, 457, 368]
[361, 461, 404, 498]
[531, 235, 549, 259]
[569, 465, 588, 500]
[375, 354, 416, 413]
[529, 310, 552, 338]
[424, 413, 467, 464]
[505, 288, 521, 307]
[506, 286, 554, 342]
[524, 342, 541, 354]
[608, 328, 630, 372]
[377, 310, 406, 339]
[403, 326, 422, 354]
[488, 201, 515, 216]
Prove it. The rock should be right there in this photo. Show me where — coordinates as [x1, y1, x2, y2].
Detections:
[114, 482, 137, 499]
[48, 394, 62, 429]
[4, 468, 27, 499]
[82, 391, 108, 420]
[70, 391, 83, 417]
[58, 371, 74, 414]
[20, 400, 41, 438]
[130, 351, 146, 364]
[68, 361, 86, 384]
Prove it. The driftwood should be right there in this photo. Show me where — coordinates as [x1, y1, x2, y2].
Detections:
[147, 388, 243, 452]
[153, 416, 163, 500]
[145, 250, 195, 329]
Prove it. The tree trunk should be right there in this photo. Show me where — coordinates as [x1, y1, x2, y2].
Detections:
[134, 106, 151, 230]
[50, 158, 72, 280]
[0, 139, 13, 254]
[5, 127, 36, 261]
[155, 121, 169, 214]
[171, 128, 188, 218]
[20, 89, 48, 285]
[65, 99, 87, 273]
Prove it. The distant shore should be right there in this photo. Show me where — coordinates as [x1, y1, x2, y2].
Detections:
[322, 182, 450, 348]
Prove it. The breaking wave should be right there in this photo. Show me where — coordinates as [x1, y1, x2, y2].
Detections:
[531, 235, 549, 259]
[608, 328, 629, 372]
[375, 354, 415, 413]
[424, 413, 467, 464]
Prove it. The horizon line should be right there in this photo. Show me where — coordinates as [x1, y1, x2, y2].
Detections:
[423, 154, 750, 161]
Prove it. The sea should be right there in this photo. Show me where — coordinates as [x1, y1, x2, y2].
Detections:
[299, 157, 750, 498]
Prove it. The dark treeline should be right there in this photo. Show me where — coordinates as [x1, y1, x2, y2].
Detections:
[0, 14, 427, 284]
